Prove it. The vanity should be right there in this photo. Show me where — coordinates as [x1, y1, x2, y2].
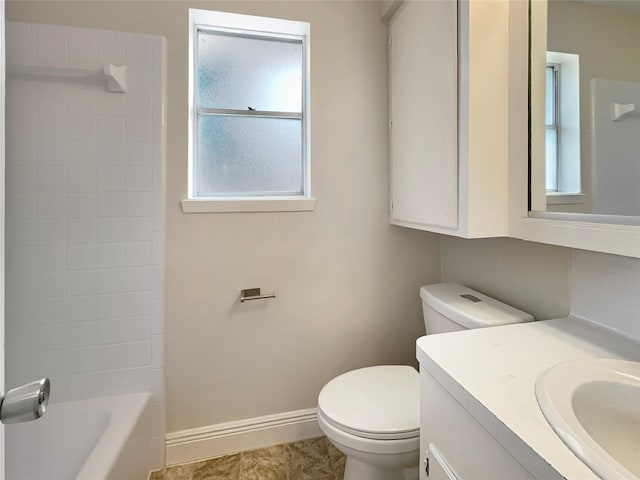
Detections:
[416, 317, 640, 480]
[387, 0, 640, 476]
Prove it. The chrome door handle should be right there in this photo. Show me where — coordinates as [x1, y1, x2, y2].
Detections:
[0, 378, 50, 424]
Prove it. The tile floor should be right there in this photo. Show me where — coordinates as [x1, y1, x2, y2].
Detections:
[149, 436, 345, 480]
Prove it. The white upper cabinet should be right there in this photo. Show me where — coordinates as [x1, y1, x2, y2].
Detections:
[389, 0, 510, 238]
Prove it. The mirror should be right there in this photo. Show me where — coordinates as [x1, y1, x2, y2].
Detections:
[530, 0, 640, 225]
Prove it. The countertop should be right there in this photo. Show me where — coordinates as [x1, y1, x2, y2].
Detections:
[416, 315, 640, 480]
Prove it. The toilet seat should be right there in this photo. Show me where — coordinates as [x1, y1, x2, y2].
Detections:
[317, 365, 419, 441]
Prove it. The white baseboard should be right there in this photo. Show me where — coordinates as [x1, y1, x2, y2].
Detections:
[165, 408, 322, 466]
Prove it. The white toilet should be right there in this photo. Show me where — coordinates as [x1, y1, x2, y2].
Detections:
[317, 283, 533, 480]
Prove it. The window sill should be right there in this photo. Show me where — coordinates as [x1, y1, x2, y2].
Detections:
[546, 192, 585, 205]
[181, 196, 316, 213]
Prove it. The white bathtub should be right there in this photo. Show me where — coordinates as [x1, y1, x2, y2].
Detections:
[6, 392, 151, 480]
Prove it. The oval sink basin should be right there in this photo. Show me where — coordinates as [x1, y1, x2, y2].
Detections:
[535, 358, 640, 480]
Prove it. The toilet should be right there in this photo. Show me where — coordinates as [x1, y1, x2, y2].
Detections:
[317, 283, 533, 480]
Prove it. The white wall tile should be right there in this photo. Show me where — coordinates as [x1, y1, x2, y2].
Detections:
[36, 245, 67, 272]
[66, 296, 97, 322]
[96, 217, 124, 243]
[6, 273, 36, 301]
[96, 268, 122, 294]
[68, 111, 97, 141]
[125, 166, 152, 192]
[6, 246, 36, 274]
[67, 244, 96, 270]
[37, 166, 67, 193]
[96, 140, 124, 166]
[7, 193, 36, 219]
[96, 293, 121, 319]
[152, 231, 165, 265]
[94, 341, 151, 370]
[67, 270, 97, 296]
[125, 34, 153, 69]
[7, 136, 37, 166]
[6, 83, 37, 138]
[36, 220, 67, 246]
[97, 115, 124, 142]
[97, 192, 124, 217]
[36, 83, 67, 139]
[67, 140, 96, 166]
[67, 320, 98, 348]
[6, 300, 37, 327]
[67, 193, 97, 219]
[97, 89, 125, 116]
[6, 22, 164, 405]
[36, 24, 68, 66]
[36, 298, 67, 325]
[36, 194, 67, 219]
[67, 218, 97, 244]
[6, 219, 36, 247]
[152, 266, 165, 300]
[123, 241, 152, 267]
[127, 66, 152, 93]
[69, 28, 99, 66]
[125, 141, 152, 167]
[123, 217, 152, 242]
[95, 243, 124, 269]
[125, 115, 152, 143]
[121, 266, 152, 292]
[124, 192, 152, 217]
[121, 292, 152, 317]
[97, 166, 124, 192]
[36, 139, 67, 166]
[97, 35, 125, 66]
[151, 300, 164, 336]
[152, 334, 163, 369]
[6, 22, 36, 65]
[6, 165, 36, 193]
[36, 271, 66, 298]
[96, 316, 150, 345]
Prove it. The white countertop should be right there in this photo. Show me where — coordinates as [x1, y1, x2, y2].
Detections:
[416, 316, 640, 480]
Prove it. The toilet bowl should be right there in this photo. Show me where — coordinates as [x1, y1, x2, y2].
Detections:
[317, 365, 420, 480]
[318, 283, 534, 480]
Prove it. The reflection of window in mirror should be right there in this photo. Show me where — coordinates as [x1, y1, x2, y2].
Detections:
[545, 51, 584, 205]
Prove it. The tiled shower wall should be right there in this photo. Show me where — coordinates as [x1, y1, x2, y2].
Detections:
[5, 22, 166, 468]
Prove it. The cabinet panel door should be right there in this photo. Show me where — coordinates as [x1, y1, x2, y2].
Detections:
[389, 0, 458, 230]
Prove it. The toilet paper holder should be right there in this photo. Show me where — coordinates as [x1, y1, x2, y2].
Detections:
[240, 288, 276, 302]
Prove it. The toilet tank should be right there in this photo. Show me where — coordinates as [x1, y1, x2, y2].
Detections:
[420, 283, 534, 334]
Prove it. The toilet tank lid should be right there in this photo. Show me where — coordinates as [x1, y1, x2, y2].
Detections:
[420, 283, 534, 329]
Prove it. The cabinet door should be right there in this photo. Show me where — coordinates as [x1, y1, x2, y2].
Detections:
[389, 0, 458, 230]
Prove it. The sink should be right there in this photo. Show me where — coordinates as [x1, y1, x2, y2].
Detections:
[535, 358, 640, 480]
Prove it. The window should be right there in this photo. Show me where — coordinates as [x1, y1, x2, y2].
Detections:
[545, 51, 583, 205]
[184, 10, 314, 213]
[545, 64, 559, 192]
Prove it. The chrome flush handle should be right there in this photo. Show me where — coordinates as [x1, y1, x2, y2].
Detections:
[0, 378, 51, 424]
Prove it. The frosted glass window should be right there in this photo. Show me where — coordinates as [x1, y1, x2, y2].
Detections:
[545, 129, 558, 191]
[197, 32, 302, 113]
[197, 116, 302, 196]
[189, 9, 310, 201]
[545, 64, 559, 191]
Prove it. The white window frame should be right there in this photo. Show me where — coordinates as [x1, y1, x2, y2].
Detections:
[183, 9, 315, 213]
[545, 51, 584, 205]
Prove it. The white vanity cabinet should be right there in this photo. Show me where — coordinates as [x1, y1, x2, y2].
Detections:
[388, 0, 510, 238]
[419, 365, 538, 480]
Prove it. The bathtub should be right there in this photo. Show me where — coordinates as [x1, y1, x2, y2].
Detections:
[6, 392, 151, 480]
